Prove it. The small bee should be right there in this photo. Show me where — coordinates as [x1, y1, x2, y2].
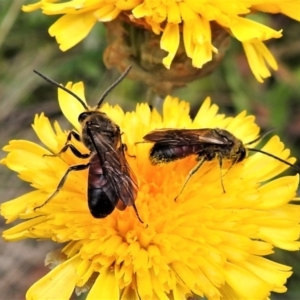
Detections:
[34, 66, 143, 222]
[143, 128, 299, 199]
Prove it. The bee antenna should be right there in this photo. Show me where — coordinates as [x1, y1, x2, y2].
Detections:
[247, 147, 300, 172]
[245, 129, 275, 146]
[96, 66, 132, 109]
[33, 70, 89, 111]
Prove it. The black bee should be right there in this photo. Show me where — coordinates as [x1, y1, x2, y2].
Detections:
[143, 128, 299, 198]
[34, 66, 143, 222]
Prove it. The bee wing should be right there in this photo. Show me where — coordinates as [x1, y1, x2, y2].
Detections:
[143, 128, 227, 145]
[90, 130, 138, 208]
[116, 144, 138, 205]
[102, 149, 138, 207]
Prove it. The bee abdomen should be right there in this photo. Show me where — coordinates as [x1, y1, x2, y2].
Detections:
[150, 145, 199, 164]
[87, 188, 115, 218]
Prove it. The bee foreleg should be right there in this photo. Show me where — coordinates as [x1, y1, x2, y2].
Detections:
[44, 144, 90, 159]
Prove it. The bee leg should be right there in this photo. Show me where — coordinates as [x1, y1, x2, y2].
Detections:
[44, 142, 91, 160]
[121, 143, 136, 158]
[218, 156, 226, 193]
[69, 131, 81, 142]
[35, 163, 90, 210]
[132, 202, 144, 223]
[45, 144, 90, 159]
[174, 158, 205, 201]
[44, 131, 88, 158]
[219, 155, 243, 193]
[122, 143, 127, 151]
[60, 130, 81, 143]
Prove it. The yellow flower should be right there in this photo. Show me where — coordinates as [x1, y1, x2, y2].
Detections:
[1, 81, 300, 299]
[23, 0, 300, 82]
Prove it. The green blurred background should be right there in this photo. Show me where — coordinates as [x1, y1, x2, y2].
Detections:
[1, 1, 300, 299]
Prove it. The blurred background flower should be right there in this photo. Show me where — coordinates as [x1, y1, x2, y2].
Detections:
[22, 0, 300, 90]
[1, 0, 300, 299]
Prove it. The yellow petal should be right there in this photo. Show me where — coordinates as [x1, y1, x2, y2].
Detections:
[26, 255, 80, 300]
[121, 285, 140, 300]
[161, 23, 180, 69]
[94, 5, 121, 22]
[49, 13, 97, 51]
[253, 2, 300, 22]
[116, 0, 141, 11]
[256, 176, 298, 209]
[132, 3, 152, 18]
[42, 0, 86, 14]
[230, 16, 282, 42]
[22, 2, 43, 12]
[2, 140, 47, 173]
[32, 114, 60, 153]
[86, 268, 120, 300]
[166, 3, 181, 23]
[58, 81, 87, 131]
[3, 216, 48, 241]
[225, 262, 272, 299]
[242, 39, 278, 82]
[0, 191, 44, 223]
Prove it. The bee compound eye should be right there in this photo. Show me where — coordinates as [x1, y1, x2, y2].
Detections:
[237, 147, 247, 162]
[78, 112, 90, 123]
